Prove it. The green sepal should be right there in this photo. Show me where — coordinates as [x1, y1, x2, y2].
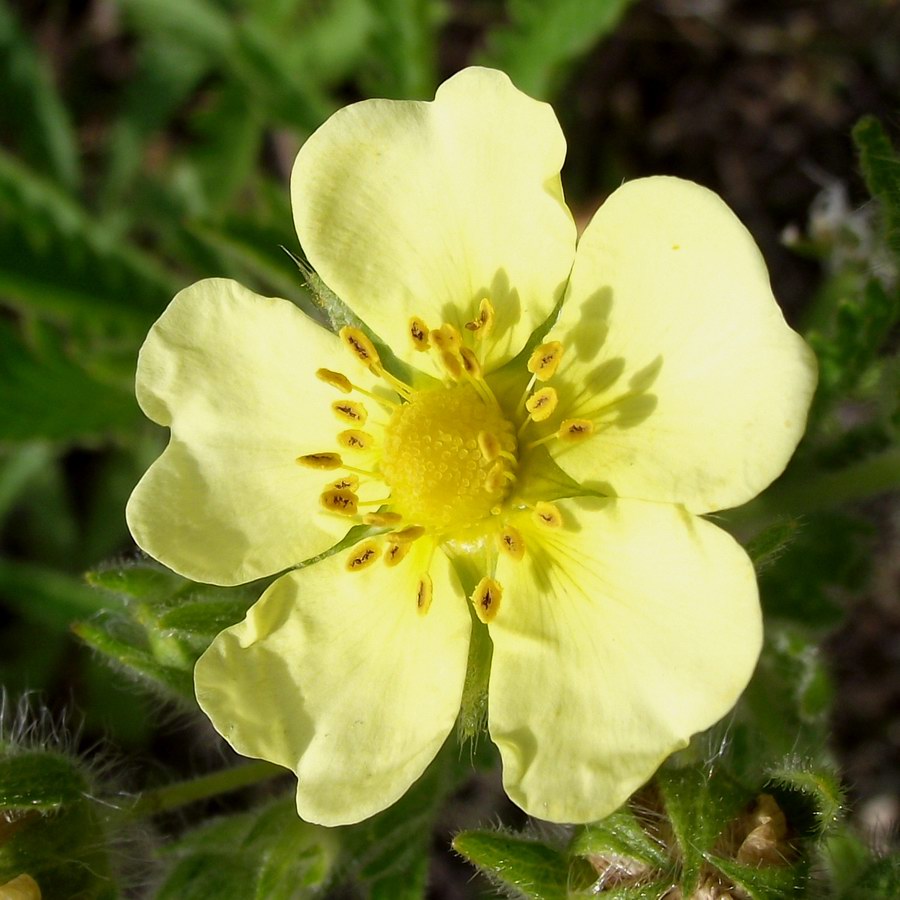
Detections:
[745, 517, 801, 575]
[0, 751, 89, 812]
[570, 806, 670, 871]
[706, 853, 804, 900]
[156, 796, 337, 900]
[764, 761, 844, 838]
[452, 830, 595, 900]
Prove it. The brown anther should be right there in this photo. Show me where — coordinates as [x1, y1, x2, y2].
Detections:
[498, 526, 526, 561]
[527, 341, 563, 381]
[384, 541, 412, 567]
[477, 431, 501, 462]
[533, 501, 563, 528]
[320, 489, 359, 517]
[296, 452, 343, 470]
[391, 525, 426, 543]
[363, 511, 403, 527]
[337, 429, 375, 451]
[345, 539, 381, 572]
[558, 418, 594, 442]
[409, 316, 430, 351]
[465, 298, 495, 338]
[525, 387, 558, 422]
[332, 400, 368, 424]
[330, 474, 359, 491]
[459, 347, 482, 377]
[316, 368, 352, 393]
[339, 326, 382, 371]
[416, 574, 434, 614]
[472, 576, 502, 623]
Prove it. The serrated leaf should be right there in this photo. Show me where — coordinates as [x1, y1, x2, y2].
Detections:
[570, 807, 670, 871]
[656, 766, 751, 895]
[0, 0, 79, 189]
[478, 0, 635, 99]
[0, 752, 89, 811]
[453, 830, 593, 900]
[156, 796, 336, 900]
[0, 320, 138, 442]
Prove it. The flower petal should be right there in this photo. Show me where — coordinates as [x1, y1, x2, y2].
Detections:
[126, 278, 379, 585]
[547, 177, 817, 513]
[195, 539, 471, 825]
[292, 67, 577, 372]
[488, 496, 761, 823]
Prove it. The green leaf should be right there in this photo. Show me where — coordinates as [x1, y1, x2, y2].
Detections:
[570, 807, 670, 872]
[0, 320, 139, 442]
[478, 0, 635, 99]
[853, 116, 900, 259]
[0, 752, 89, 811]
[849, 853, 900, 898]
[364, 0, 443, 99]
[452, 830, 594, 900]
[0, 149, 176, 329]
[156, 796, 337, 900]
[0, 0, 79, 189]
[706, 854, 803, 900]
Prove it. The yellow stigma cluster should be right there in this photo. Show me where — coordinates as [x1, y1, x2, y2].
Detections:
[296, 297, 584, 619]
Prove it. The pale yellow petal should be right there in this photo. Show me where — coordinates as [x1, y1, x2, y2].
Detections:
[194, 539, 470, 826]
[292, 67, 577, 372]
[546, 177, 817, 513]
[126, 278, 382, 586]
[488, 497, 761, 823]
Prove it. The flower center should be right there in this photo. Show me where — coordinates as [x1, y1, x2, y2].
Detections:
[380, 383, 517, 533]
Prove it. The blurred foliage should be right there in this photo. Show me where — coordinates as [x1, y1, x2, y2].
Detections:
[0, 0, 898, 897]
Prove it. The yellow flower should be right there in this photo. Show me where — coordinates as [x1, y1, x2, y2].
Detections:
[126, 68, 817, 826]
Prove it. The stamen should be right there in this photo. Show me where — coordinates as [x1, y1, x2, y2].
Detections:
[345, 539, 381, 572]
[558, 419, 594, 442]
[363, 511, 403, 527]
[430, 323, 462, 351]
[471, 576, 502, 623]
[533, 501, 563, 528]
[527, 341, 563, 382]
[484, 461, 514, 493]
[409, 316, 430, 351]
[337, 429, 375, 451]
[329, 475, 359, 491]
[478, 431, 501, 462]
[339, 326, 382, 372]
[416, 574, 434, 615]
[440, 349, 463, 380]
[498, 526, 525, 560]
[459, 347, 482, 378]
[465, 298, 495, 339]
[316, 368, 352, 393]
[332, 400, 368, 425]
[296, 452, 342, 470]
[320, 489, 358, 516]
[384, 541, 412, 567]
[391, 525, 426, 543]
[525, 387, 558, 422]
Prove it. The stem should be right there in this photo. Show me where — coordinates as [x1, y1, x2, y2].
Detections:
[726, 447, 900, 533]
[127, 760, 285, 819]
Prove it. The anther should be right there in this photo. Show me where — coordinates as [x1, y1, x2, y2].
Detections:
[296, 452, 343, 470]
[363, 511, 403, 527]
[337, 429, 375, 451]
[525, 387, 558, 422]
[409, 316, 430, 351]
[558, 419, 594, 442]
[330, 475, 359, 491]
[465, 298, 495, 338]
[527, 341, 563, 381]
[416, 574, 434, 615]
[339, 326, 382, 372]
[533, 501, 563, 528]
[471, 576, 502, 623]
[484, 461, 509, 494]
[316, 368, 352, 393]
[345, 539, 381, 572]
[384, 542, 412, 567]
[391, 525, 426, 543]
[459, 347, 482, 378]
[430, 323, 462, 351]
[440, 349, 463, 380]
[320, 489, 359, 516]
[332, 400, 368, 425]
[498, 526, 525, 561]
[478, 431, 501, 462]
